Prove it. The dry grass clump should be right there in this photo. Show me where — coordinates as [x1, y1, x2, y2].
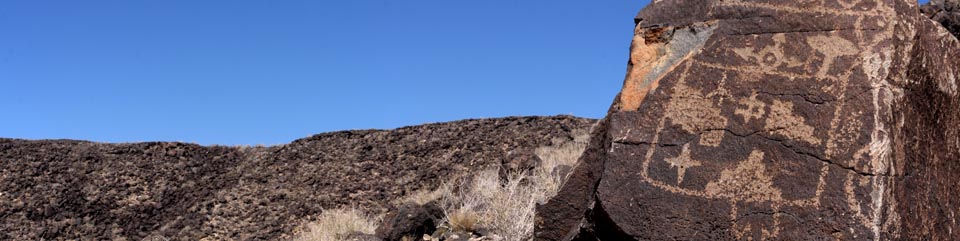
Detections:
[534, 129, 590, 197]
[294, 208, 380, 241]
[434, 131, 590, 240]
[446, 208, 481, 232]
[440, 169, 537, 240]
[396, 182, 452, 206]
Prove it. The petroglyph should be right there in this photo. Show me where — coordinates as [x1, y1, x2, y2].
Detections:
[665, 81, 728, 146]
[735, 92, 767, 123]
[537, 0, 960, 239]
[732, 34, 805, 75]
[717, 1, 885, 17]
[664, 143, 702, 185]
[705, 150, 783, 203]
[807, 35, 859, 78]
[765, 100, 822, 145]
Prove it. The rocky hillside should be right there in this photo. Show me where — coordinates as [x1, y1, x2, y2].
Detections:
[537, 0, 960, 240]
[0, 116, 595, 240]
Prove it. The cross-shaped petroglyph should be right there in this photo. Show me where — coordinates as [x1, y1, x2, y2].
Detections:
[664, 143, 702, 185]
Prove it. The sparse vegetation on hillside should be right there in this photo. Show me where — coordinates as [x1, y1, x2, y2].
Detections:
[294, 208, 380, 241]
[295, 129, 590, 241]
[432, 130, 588, 240]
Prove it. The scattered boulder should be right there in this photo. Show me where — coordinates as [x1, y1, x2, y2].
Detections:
[500, 149, 542, 180]
[375, 201, 444, 241]
[425, 223, 490, 241]
[922, 0, 960, 38]
[537, 0, 960, 240]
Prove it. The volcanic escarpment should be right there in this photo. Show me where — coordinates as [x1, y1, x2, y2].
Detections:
[537, 0, 960, 240]
[0, 116, 595, 240]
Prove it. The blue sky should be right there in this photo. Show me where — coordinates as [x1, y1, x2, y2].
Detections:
[0, 1, 648, 145]
[0, 1, 932, 145]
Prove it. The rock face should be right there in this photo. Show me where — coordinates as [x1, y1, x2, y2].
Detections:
[923, 0, 960, 38]
[536, 1, 960, 240]
[0, 116, 595, 240]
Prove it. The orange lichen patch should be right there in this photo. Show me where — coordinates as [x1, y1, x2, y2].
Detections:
[765, 100, 822, 145]
[705, 150, 783, 203]
[619, 26, 666, 111]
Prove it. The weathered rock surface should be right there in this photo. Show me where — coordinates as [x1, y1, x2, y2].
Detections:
[923, 0, 960, 38]
[0, 116, 595, 240]
[375, 201, 443, 241]
[499, 149, 543, 180]
[537, 0, 960, 240]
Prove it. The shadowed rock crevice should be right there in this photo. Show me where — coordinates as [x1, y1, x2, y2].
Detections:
[588, 198, 636, 241]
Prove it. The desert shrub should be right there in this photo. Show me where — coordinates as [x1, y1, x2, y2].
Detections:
[534, 129, 589, 198]
[295, 128, 590, 241]
[396, 182, 451, 206]
[434, 132, 589, 240]
[294, 208, 379, 241]
[446, 208, 481, 232]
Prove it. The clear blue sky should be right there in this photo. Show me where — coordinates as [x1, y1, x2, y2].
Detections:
[0, 1, 649, 145]
[0, 1, 931, 145]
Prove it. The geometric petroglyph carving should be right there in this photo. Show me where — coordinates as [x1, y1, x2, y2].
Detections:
[705, 150, 783, 203]
[806, 35, 858, 78]
[733, 34, 805, 75]
[665, 81, 728, 147]
[536, 0, 960, 239]
[735, 92, 767, 123]
[765, 100, 822, 145]
[664, 143, 702, 185]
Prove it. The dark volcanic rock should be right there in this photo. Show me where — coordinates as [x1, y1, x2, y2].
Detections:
[375, 201, 443, 241]
[923, 0, 960, 38]
[0, 115, 595, 240]
[537, 1, 960, 240]
[499, 149, 542, 180]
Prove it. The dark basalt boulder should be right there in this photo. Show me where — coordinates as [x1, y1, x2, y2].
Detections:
[375, 201, 444, 241]
[923, 0, 960, 38]
[500, 149, 542, 180]
[537, 0, 960, 240]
